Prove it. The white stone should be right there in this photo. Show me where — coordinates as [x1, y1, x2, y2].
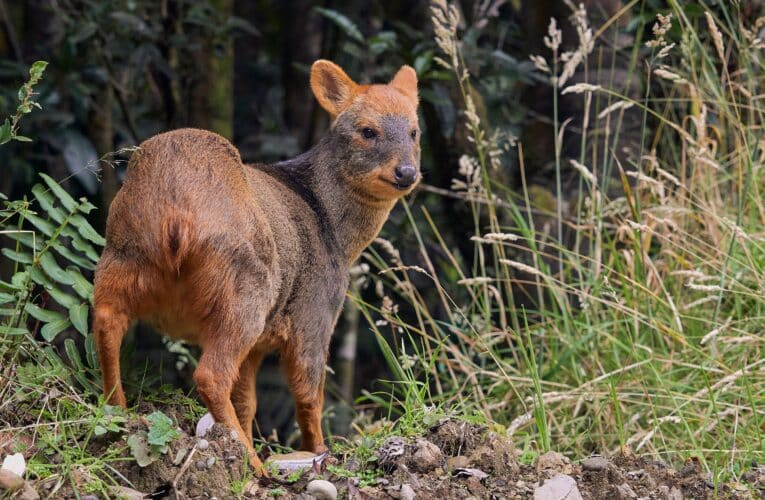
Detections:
[195, 413, 215, 437]
[306, 479, 337, 500]
[1, 453, 25, 477]
[533, 474, 583, 500]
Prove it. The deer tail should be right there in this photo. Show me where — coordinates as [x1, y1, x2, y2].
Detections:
[160, 212, 193, 272]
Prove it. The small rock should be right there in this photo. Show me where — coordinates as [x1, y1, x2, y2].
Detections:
[18, 483, 39, 500]
[198, 439, 209, 451]
[454, 468, 489, 480]
[399, 484, 415, 500]
[411, 439, 443, 472]
[533, 473, 583, 500]
[81, 495, 98, 500]
[536, 451, 573, 476]
[0, 469, 24, 491]
[446, 455, 470, 471]
[195, 459, 207, 470]
[1, 453, 26, 477]
[614, 483, 638, 499]
[582, 456, 609, 472]
[668, 487, 683, 500]
[378, 436, 408, 471]
[230, 430, 238, 440]
[306, 479, 337, 500]
[206, 456, 216, 468]
[195, 413, 215, 437]
[108, 486, 145, 500]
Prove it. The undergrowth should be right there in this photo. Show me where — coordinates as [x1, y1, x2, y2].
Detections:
[354, 0, 765, 486]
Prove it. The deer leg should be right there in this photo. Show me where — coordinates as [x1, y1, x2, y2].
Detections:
[194, 332, 267, 473]
[282, 348, 328, 454]
[231, 349, 266, 444]
[93, 302, 130, 408]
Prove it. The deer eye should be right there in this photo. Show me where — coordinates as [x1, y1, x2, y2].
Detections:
[360, 127, 378, 139]
[411, 129, 418, 140]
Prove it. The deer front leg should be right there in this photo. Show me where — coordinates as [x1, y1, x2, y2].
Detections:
[282, 347, 328, 454]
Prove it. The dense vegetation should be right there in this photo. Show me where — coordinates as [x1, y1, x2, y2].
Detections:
[0, 0, 763, 497]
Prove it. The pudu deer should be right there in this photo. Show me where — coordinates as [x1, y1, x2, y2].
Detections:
[92, 60, 420, 472]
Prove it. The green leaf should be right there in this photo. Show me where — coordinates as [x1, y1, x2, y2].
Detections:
[128, 432, 156, 467]
[69, 303, 89, 335]
[14, 135, 32, 142]
[0, 119, 12, 145]
[66, 267, 93, 299]
[3, 230, 41, 250]
[10, 271, 30, 290]
[94, 425, 107, 436]
[40, 317, 70, 341]
[40, 252, 75, 285]
[78, 198, 97, 214]
[146, 411, 180, 448]
[46, 285, 79, 309]
[53, 243, 96, 270]
[32, 184, 66, 224]
[0, 325, 28, 335]
[25, 303, 66, 323]
[1, 248, 33, 264]
[29, 61, 48, 82]
[69, 214, 105, 246]
[0, 292, 16, 305]
[314, 7, 364, 43]
[40, 173, 78, 213]
[23, 212, 56, 238]
[30, 266, 53, 288]
[70, 234, 100, 262]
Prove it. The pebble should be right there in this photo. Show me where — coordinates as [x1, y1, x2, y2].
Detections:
[81, 495, 98, 500]
[197, 439, 209, 451]
[18, 483, 39, 500]
[195, 413, 215, 437]
[536, 451, 572, 475]
[446, 455, 470, 471]
[306, 479, 337, 500]
[0, 469, 24, 491]
[614, 483, 638, 499]
[412, 439, 443, 472]
[108, 486, 144, 500]
[582, 456, 609, 472]
[206, 456, 216, 468]
[195, 459, 207, 471]
[399, 483, 415, 500]
[533, 473, 583, 500]
[1, 453, 26, 477]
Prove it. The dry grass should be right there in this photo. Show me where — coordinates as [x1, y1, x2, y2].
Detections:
[355, 0, 765, 484]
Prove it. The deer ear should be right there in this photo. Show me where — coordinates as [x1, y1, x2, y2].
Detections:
[390, 65, 418, 106]
[311, 60, 358, 117]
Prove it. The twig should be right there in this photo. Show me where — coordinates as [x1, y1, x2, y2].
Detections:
[172, 444, 197, 498]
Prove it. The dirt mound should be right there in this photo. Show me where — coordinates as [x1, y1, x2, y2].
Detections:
[6, 414, 761, 498]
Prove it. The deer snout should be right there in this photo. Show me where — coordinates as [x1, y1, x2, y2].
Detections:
[393, 164, 417, 188]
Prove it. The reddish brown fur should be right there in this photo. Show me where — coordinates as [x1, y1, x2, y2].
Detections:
[92, 60, 420, 474]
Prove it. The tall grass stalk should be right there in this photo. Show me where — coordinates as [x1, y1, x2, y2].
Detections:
[353, 0, 764, 480]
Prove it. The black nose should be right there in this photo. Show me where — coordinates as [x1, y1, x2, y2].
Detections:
[393, 165, 417, 187]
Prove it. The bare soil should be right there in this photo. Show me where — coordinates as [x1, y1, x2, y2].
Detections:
[2, 404, 763, 499]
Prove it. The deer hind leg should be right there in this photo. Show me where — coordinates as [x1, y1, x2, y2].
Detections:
[194, 317, 268, 473]
[92, 260, 136, 408]
[231, 349, 266, 444]
[282, 347, 328, 454]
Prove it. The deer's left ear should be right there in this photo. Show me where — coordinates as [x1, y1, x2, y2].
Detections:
[390, 65, 418, 106]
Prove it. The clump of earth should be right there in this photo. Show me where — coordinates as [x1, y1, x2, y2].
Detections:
[2, 408, 763, 499]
